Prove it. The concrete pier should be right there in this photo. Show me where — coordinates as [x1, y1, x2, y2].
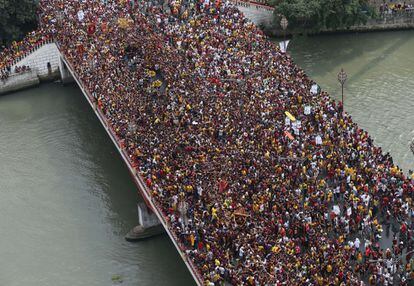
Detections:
[58, 57, 75, 85]
[230, 0, 274, 27]
[125, 202, 164, 241]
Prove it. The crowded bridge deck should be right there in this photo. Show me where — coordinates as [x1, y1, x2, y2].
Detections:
[2, 0, 414, 285]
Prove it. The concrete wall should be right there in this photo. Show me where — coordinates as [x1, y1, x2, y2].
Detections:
[231, 0, 414, 36]
[58, 55, 75, 84]
[0, 43, 72, 95]
[319, 13, 414, 34]
[230, 0, 274, 27]
[11, 43, 60, 82]
[0, 71, 40, 95]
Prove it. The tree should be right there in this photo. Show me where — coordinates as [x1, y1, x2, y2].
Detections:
[270, 0, 374, 34]
[0, 0, 38, 46]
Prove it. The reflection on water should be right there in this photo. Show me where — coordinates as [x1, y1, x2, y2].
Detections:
[288, 31, 414, 172]
[0, 83, 194, 286]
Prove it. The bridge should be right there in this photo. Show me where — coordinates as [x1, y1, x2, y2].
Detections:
[57, 46, 204, 284]
[2, 0, 412, 285]
[0, 1, 275, 284]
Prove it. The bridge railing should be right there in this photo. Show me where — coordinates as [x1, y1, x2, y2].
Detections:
[55, 42, 204, 286]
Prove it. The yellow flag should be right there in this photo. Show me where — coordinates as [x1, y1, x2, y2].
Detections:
[285, 111, 296, 122]
[118, 17, 130, 29]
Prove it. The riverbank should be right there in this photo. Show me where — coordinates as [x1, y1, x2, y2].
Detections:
[231, 1, 414, 37]
[262, 13, 414, 37]
[0, 69, 60, 95]
[0, 42, 63, 95]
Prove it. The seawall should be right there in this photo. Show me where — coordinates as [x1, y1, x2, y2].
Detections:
[11, 42, 60, 81]
[322, 14, 414, 34]
[231, 0, 274, 27]
[0, 42, 61, 95]
[0, 71, 40, 95]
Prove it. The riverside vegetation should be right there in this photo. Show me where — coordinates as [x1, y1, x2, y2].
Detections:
[0, 0, 38, 47]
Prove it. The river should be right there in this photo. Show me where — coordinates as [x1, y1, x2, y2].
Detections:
[288, 30, 414, 172]
[0, 84, 194, 286]
[0, 31, 412, 286]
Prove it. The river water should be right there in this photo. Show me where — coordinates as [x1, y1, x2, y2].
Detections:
[0, 84, 194, 286]
[288, 30, 414, 172]
[0, 31, 413, 286]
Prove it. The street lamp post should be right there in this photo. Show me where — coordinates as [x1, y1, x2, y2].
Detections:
[280, 16, 288, 52]
[337, 68, 347, 113]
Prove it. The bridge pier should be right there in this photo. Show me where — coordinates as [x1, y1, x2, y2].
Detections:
[58, 56, 74, 84]
[125, 202, 164, 241]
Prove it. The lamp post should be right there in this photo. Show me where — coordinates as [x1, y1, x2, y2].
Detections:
[280, 16, 288, 52]
[337, 68, 347, 113]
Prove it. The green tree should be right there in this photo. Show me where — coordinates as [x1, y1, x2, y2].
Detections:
[0, 0, 38, 46]
[270, 0, 373, 33]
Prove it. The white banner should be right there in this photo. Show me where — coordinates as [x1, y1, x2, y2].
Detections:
[279, 40, 290, 53]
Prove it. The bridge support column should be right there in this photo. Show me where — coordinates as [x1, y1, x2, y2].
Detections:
[125, 202, 164, 241]
[59, 56, 74, 84]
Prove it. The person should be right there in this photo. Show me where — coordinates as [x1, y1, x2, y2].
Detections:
[8, 0, 410, 284]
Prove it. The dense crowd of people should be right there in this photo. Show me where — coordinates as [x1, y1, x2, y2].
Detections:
[2, 0, 409, 284]
[0, 30, 51, 74]
[380, 2, 414, 14]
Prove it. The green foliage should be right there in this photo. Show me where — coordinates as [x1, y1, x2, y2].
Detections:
[0, 0, 38, 45]
[271, 0, 373, 33]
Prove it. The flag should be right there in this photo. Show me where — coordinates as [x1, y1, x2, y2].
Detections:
[284, 131, 294, 140]
[77, 10, 85, 22]
[87, 23, 96, 35]
[218, 180, 228, 192]
[285, 111, 296, 122]
[279, 40, 290, 53]
[310, 84, 319, 95]
[118, 17, 130, 29]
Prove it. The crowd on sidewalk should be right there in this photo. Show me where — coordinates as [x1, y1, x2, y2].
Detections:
[4, 0, 409, 284]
